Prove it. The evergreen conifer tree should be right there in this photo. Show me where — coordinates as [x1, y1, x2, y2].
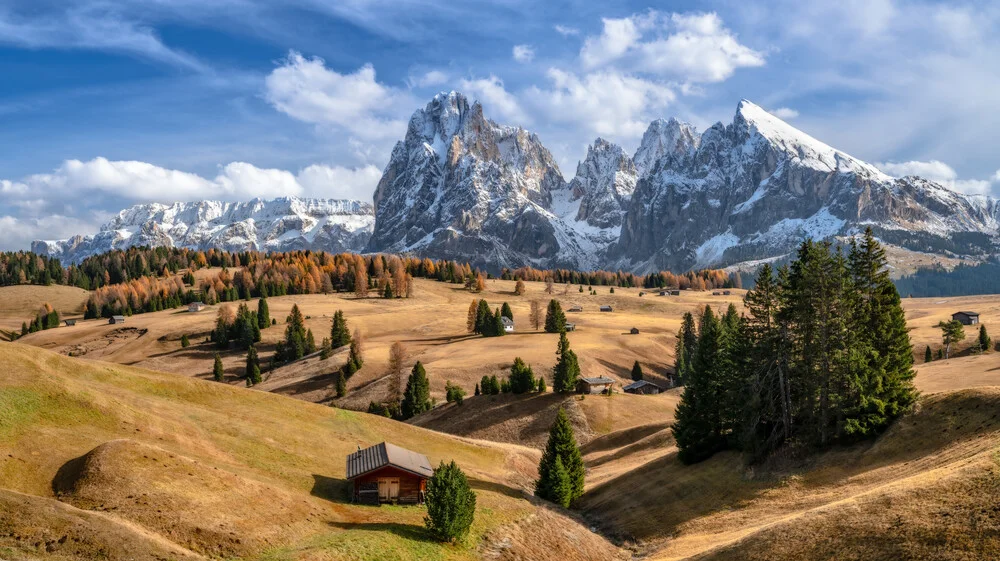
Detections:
[979, 324, 992, 352]
[937, 348, 944, 360]
[501, 302, 513, 320]
[544, 299, 567, 333]
[672, 306, 727, 464]
[537, 376, 546, 392]
[535, 408, 585, 504]
[424, 460, 476, 542]
[330, 310, 351, 348]
[180, 334, 190, 348]
[335, 371, 346, 398]
[400, 361, 432, 419]
[475, 299, 492, 335]
[630, 360, 643, 381]
[257, 297, 270, 329]
[492, 308, 505, 337]
[474, 383, 481, 396]
[213, 353, 224, 382]
[937, 319, 965, 359]
[552, 332, 580, 393]
[548, 456, 573, 508]
[924, 345, 933, 362]
[675, 312, 698, 383]
[508, 357, 537, 393]
[245, 345, 261, 386]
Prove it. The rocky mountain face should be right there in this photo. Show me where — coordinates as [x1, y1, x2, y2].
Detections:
[33, 198, 374, 264]
[37, 93, 1000, 272]
[612, 100, 1000, 272]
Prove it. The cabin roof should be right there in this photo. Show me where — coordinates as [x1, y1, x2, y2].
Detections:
[346, 441, 433, 480]
[623, 380, 662, 391]
[580, 376, 615, 385]
[111, 315, 125, 320]
[955, 311, 979, 316]
[501, 316, 514, 325]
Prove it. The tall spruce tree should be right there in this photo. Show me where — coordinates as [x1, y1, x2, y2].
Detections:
[979, 324, 992, 352]
[672, 306, 727, 464]
[509, 357, 537, 394]
[475, 299, 493, 335]
[245, 344, 261, 386]
[552, 332, 581, 393]
[535, 408, 585, 504]
[544, 299, 566, 333]
[330, 310, 351, 348]
[257, 297, 270, 329]
[501, 302, 513, 320]
[400, 361, 432, 419]
[675, 312, 698, 383]
[213, 353, 224, 382]
[924, 345, 933, 363]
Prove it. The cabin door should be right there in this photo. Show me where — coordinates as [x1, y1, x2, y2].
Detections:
[378, 478, 400, 501]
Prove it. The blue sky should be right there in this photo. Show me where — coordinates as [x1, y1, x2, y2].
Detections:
[2, 0, 1000, 250]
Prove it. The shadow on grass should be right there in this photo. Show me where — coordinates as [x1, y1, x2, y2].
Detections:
[327, 521, 436, 543]
[311, 474, 349, 502]
[469, 478, 529, 500]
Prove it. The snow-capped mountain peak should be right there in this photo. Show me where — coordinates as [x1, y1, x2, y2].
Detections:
[633, 117, 701, 178]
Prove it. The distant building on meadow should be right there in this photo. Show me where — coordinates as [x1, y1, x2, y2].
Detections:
[577, 376, 615, 394]
[670, 290, 681, 296]
[630, 327, 640, 335]
[188, 302, 206, 313]
[64, 319, 77, 327]
[712, 291, 722, 296]
[600, 305, 613, 312]
[567, 306, 583, 313]
[623, 380, 663, 395]
[108, 316, 125, 325]
[952, 311, 980, 325]
[346, 442, 433, 505]
[723, 290, 732, 296]
[565, 323, 577, 332]
[501, 316, 514, 333]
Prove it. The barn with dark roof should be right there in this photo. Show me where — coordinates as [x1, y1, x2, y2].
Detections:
[346, 442, 433, 505]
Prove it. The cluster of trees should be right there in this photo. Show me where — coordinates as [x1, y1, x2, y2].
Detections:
[467, 299, 509, 337]
[673, 231, 918, 464]
[926, 322, 993, 362]
[83, 275, 198, 319]
[327, 311, 365, 394]
[17, 303, 60, 338]
[497, 264, 742, 291]
[274, 304, 317, 363]
[0, 252, 66, 287]
[211, 300, 267, 350]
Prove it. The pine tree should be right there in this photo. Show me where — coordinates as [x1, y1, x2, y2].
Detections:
[630, 360, 643, 381]
[383, 283, 394, 299]
[544, 299, 566, 333]
[257, 297, 270, 329]
[508, 357, 537, 394]
[937, 348, 944, 360]
[424, 460, 477, 543]
[535, 408, 585, 504]
[548, 456, 573, 508]
[672, 306, 727, 464]
[475, 299, 492, 335]
[245, 345, 261, 386]
[537, 376, 546, 392]
[335, 371, 346, 398]
[320, 337, 332, 360]
[924, 345, 933, 363]
[306, 329, 317, 354]
[501, 302, 513, 320]
[330, 310, 351, 348]
[180, 334, 190, 348]
[979, 324, 992, 352]
[213, 353, 224, 382]
[492, 308, 505, 338]
[474, 383, 481, 396]
[552, 332, 580, 393]
[675, 312, 698, 383]
[400, 361, 432, 419]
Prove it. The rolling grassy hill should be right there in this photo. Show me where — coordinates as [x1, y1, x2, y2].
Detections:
[0, 343, 623, 561]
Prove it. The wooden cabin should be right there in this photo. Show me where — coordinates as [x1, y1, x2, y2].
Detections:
[670, 290, 681, 296]
[577, 376, 614, 394]
[630, 327, 640, 334]
[188, 302, 206, 313]
[623, 380, 663, 395]
[64, 319, 77, 327]
[346, 442, 433, 505]
[501, 316, 514, 333]
[565, 323, 577, 332]
[108, 315, 125, 325]
[567, 306, 583, 312]
[600, 305, 613, 312]
[952, 311, 980, 325]
[723, 290, 732, 296]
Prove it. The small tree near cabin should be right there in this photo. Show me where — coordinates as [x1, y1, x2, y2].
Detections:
[501, 302, 513, 320]
[937, 320, 965, 358]
[424, 461, 476, 542]
[979, 324, 992, 352]
[544, 299, 566, 333]
[552, 332, 580, 393]
[631, 360, 643, 381]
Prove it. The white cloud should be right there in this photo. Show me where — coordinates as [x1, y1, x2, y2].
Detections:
[459, 75, 530, 124]
[876, 160, 995, 196]
[525, 69, 675, 139]
[0, 213, 106, 252]
[554, 24, 579, 37]
[581, 16, 642, 68]
[579, 11, 764, 85]
[512, 44, 535, 63]
[409, 69, 449, 88]
[769, 107, 799, 119]
[264, 51, 410, 141]
[2, 158, 381, 204]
